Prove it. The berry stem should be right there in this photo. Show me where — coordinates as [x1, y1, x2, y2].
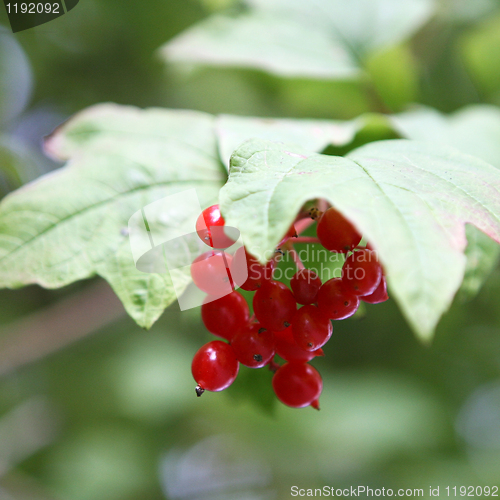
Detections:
[293, 237, 321, 244]
[268, 358, 281, 373]
[295, 217, 316, 235]
[285, 243, 305, 270]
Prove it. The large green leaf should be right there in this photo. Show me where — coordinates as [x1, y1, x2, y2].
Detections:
[0, 105, 225, 328]
[391, 105, 500, 298]
[160, 0, 436, 80]
[220, 139, 500, 341]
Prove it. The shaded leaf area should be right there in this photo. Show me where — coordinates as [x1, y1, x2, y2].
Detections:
[391, 105, 500, 298]
[160, 0, 436, 80]
[220, 139, 500, 341]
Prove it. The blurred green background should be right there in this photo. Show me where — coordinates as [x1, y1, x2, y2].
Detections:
[1, 0, 500, 498]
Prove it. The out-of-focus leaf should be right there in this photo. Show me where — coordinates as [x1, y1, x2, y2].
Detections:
[365, 44, 419, 112]
[0, 33, 32, 124]
[461, 14, 500, 100]
[161, 11, 359, 80]
[160, 0, 436, 80]
[0, 105, 225, 329]
[225, 364, 276, 414]
[391, 105, 500, 168]
[221, 139, 500, 341]
[215, 114, 363, 167]
[391, 105, 500, 298]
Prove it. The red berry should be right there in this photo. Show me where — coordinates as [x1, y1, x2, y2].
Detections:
[191, 251, 233, 296]
[292, 305, 333, 351]
[290, 269, 322, 305]
[231, 324, 275, 368]
[253, 280, 297, 331]
[272, 362, 322, 408]
[275, 326, 324, 362]
[195, 204, 235, 249]
[201, 291, 250, 341]
[192, 340, 239, 395]
[230, 246, 275, 291]
[317, 277, 359, 320]
[342, 249, 382, 296]
[361, 275, 389, 304]
[316, 207, 362, 253]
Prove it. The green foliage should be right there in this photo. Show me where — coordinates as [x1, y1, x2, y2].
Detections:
[1, 103, 500, 340]
[220, 139, 500, 340]
[161, 0, 436, 80]
[0, 105, 225, 328]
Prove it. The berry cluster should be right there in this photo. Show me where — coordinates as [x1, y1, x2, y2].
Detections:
[190, 204, 388, 409]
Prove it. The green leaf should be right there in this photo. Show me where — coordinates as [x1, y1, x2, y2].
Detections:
[160, 0, 436, 80]
[390, 105, 500, 168]
[0, 105, 225, 328]
[220, 139, 500, 341]
[160, 11, 359, 80]
[365, 44, 419, 112]
[215, 114, 363, 167]
[391, 105, 500, 298]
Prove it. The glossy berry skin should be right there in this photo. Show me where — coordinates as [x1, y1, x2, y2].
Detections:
[253, 280, 297, 331]
[275, 326, 324, 362]
[316, 207, 362, 253]
[201, 292, 250, 341]
[231, 247, 275, 291]
[191, 340, 239, 393]
[317, 277, 359, 320]
[292, 305, 333, 351]
[231, 324, 275, 368]
[290, 269, 322, 305]
[191, 251, 234, 296]
[196, 204, 235, 249]
[342, 249, 382, 296]
[272, 362, 323, 408]
[361, 275, 389, 304]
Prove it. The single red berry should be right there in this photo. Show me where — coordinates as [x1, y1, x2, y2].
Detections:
[253, 280, 297, 331]
[192, 340, 239, 395]
[361, 274, 389, 304]
[290, 269, 322, 305]
[292, 305, 333, 351]
[317, 277, 359, 320]
[191, 250, 233, 296]
[342, 249, 382, 296]
[272, 362, 322, 408]
[230, 246, 275, 291]
[275, 326, 324, 362]
[195, 204, 235, 249]
[316, 207, 362, 253]
[201, 291, 250, 341]
[231, 324, 275, 368]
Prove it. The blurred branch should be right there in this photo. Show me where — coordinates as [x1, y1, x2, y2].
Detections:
[0, 470, 64, 500]
[0, 280, 125, 377]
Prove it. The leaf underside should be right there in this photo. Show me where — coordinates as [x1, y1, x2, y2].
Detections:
[220, 139, 500, 341]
